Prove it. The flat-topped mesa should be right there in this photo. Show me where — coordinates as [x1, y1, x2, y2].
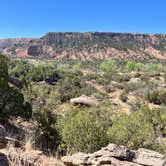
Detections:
[0, 32, 166, 60]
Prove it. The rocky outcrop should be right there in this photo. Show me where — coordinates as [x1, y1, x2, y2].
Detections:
[70, 95, 99, 107]
[0, 32, 166, 60]
[61, 144, 166, 166]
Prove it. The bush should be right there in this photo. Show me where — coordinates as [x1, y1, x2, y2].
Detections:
[57, 72, 95, 102]
[100, 60, 117, 72]
[147, 89, 166, 105]
[125, 61, 143, 72]
[107, 106, 166, 152]
[73, 62, 82, 70]
[34, 109, 60, 154]
[58, 109, 111, 153]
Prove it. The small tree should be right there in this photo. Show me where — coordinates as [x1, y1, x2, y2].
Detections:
[0, 55, 32, 121]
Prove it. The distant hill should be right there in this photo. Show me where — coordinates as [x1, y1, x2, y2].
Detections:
[0, 32, 166, 60]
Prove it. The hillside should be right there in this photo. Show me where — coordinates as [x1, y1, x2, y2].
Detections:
[0, 32, 166, 60]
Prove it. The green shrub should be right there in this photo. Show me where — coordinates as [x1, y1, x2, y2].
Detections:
[147, 89, 166, 105]
[107, 106, 166, 152]
[0, 55, 32, 121]
[73, 62, 82, 70]
[113, 74, 130, 83]
[58, 109, 110, 153]
[125, 61, 143, 72]
[125, 61, 135, 72]
[34, 109, 60, 154]
[100, 60, 117, 72]
[58, 72, 95, 102]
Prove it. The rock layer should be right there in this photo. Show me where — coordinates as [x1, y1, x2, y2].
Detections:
[0, 32, 166, 60]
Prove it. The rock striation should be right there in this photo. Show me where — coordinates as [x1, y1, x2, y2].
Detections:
[0, 32, 166, 60]
[61, 144, 166, 166]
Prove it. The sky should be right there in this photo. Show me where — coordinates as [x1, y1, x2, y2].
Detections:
[0, 0, 165, 38]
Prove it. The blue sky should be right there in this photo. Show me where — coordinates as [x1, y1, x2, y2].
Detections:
[0, 0, 165, 38]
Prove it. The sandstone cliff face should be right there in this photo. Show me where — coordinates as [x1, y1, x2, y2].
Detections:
[0, 32, 166, 60]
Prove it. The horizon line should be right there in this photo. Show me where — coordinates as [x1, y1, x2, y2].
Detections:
[0, 31, 166, 39]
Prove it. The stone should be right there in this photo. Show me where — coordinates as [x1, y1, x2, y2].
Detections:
[101, 144, 136, 161]
[70, 95, 99, 107]
[62, 153, 91, 166]
[133, 148, 166, 166]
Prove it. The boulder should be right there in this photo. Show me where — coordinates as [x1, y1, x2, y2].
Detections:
[101, 144, 136, 160]
[133, 148, 166, 166]
[62, 153, 91, 166]
[70, 95, 99, 107]
[96, 157, 141, 166]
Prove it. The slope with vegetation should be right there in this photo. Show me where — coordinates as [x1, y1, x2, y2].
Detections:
[1, 54, 166, 165]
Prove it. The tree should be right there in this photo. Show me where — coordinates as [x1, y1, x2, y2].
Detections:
[0, 55, 32, 121]
[34, 108, 60, 154]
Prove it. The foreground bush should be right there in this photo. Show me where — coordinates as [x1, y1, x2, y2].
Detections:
[58, 109, 111, 154]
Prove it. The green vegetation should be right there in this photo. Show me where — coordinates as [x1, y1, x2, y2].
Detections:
[58, 109, 109, 153]
[0, 55, 32, 121]
[108, 106, 166, 151]
[100, 60, 117, 72]
[1, 56, 166, 156]
[147, 89, 166, 105]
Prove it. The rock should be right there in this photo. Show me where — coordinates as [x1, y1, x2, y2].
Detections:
[96, 157, 141, 166]
[133, 148, 166, 166]
[70, 95, 99, 107]
[61, 144, 166, 166]
[61, 156, 73, 165]
[102, 144, 136, 161]
[62, 153, 91, 166]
